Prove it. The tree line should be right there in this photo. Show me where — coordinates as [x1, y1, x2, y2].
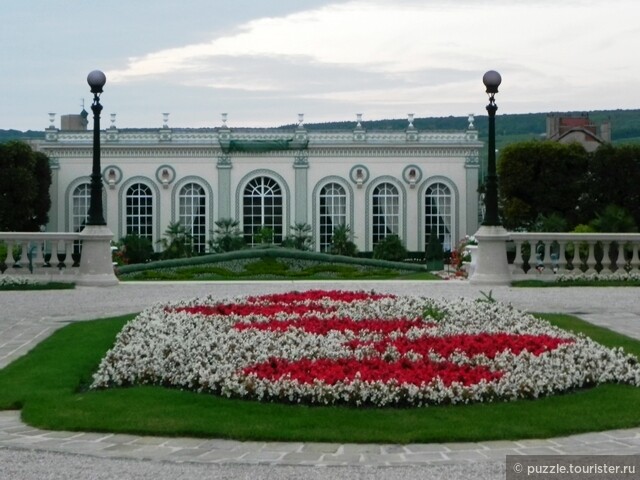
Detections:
[0, 141, 51, 231]
[497, 141, 640, 233]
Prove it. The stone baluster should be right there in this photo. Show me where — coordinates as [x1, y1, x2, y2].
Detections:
[601, 241, 613, 274]
[15, 240, 29, 269]
[542, 240, 554, 275]
[5, 240, 16, 269]
[32, 240, 46, 271]
[52, 240, 62, 269]
[64, 240, 74, 269]
[570, 240, 582, 273]
[630, 243, 640, 273]
[556, 241, 568, 274]
[585, 241, 598, 274]
[512, 240, 525, 276]
[615, 241, 627, 273]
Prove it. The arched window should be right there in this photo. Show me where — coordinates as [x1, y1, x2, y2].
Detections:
[319, 182, 346, 252]
[425, 183, 452, 251]
[243, 176, 283, 245]
[126, 183, 153, 240]
[71, 183, 91, 233]
[178, 183, 206, 253]
[372, 183, 399, 246]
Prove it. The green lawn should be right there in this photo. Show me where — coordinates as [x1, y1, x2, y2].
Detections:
[0, 312, 639, 443]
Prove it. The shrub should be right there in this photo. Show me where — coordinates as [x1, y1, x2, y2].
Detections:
[118, 234, 154, 265]
[281, 222, 313, 251]
[157, 221, 194, 260]
[425, 230, 444, 271]
[254, 227, 274, 246]
[373, 235, 407, 262]
[329, 224, 358, 257]
[208, 218, 246, 253]
[589, 204, 638, 233]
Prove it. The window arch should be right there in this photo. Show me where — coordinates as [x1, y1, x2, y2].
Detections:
[372, 182, 399, 246]
[243, 176, 283, 245]
[178, 182, 206, 253]
[425, 182, 453, 251]
[318, 182, 347, 252]
[71, 183, 91, 233]
[126, 183, 153, 240]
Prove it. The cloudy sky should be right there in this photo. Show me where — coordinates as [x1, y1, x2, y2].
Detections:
[2, 0, 639, 130]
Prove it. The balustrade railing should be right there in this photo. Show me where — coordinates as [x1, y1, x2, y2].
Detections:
[0, 233, 82, 283]
[509, 233, 640, 280]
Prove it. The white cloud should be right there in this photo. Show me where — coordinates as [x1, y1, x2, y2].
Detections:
[104, 0, 640, 125]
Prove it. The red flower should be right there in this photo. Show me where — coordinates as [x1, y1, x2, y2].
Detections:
[243, 356, 502, 387]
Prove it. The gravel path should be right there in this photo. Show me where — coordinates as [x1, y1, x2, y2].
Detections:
[1, 280, 639, 479]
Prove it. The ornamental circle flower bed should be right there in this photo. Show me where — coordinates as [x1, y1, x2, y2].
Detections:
[91, 290, 640, 407]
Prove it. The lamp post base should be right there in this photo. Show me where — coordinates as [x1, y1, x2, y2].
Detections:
[469, 225, 511, 285]
[77, 225, 119, 287]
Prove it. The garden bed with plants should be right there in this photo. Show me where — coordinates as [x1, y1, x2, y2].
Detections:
[0, 276, 74, 291]
[513, 272, 640, 287]
[92, 290, 640, 407]
[116, 248, 436, 281]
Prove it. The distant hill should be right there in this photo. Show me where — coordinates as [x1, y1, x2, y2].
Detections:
[0, 129, 44, 142]
[2, 109, 639, 149]
[280, 109, 640, 149]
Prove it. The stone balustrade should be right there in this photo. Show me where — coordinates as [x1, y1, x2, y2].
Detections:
[0, 232, 82, 283]
[509, 232, 640, 280]
[4, 230, 640, 286]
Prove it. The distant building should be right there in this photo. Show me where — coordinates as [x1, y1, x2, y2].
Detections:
[34, 112, 483, 254]
[546, 113, 611, 152]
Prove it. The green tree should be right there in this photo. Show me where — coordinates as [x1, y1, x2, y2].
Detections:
[208, 218, 245, 253]
[497, 140, 588, 230]
[582, 144, 640, 227]
[29, 151, 52, 230]
[281, 222, 313, 251]
[329, 224, 358, 257]
[0, 141, 51, 231]
[531, 212, 569, 232]
[157, 221, 194, 259]
[589, 204, 637, 233]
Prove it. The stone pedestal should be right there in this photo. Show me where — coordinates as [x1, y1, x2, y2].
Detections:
[469, 225, 511, 285]
[77, 225, 119, 286]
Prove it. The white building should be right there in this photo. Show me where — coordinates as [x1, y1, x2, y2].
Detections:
[35, 113, 482, 255]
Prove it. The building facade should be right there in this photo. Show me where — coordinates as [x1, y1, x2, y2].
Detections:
[546, 113, 611, 153]
[35, 114, 482, 254]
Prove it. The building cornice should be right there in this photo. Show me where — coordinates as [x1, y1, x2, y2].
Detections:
[38, 128, 482, 150]
[38, 144, 481, 159]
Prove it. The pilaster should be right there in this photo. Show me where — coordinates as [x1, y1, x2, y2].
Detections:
[293, 150, 309, 224]
[217, 154, 232, 219]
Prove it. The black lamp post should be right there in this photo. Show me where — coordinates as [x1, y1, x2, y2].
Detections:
[482, 70, 501, 226]
[86, 70, 107, 226]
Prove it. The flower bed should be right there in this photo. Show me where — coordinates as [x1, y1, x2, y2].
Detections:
[91, 290, 640, 407]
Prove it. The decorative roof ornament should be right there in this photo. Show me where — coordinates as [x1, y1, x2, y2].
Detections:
[468, 113, 475, 129]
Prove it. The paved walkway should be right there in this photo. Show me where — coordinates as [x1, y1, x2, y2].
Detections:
[1, 281, 639, 479]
